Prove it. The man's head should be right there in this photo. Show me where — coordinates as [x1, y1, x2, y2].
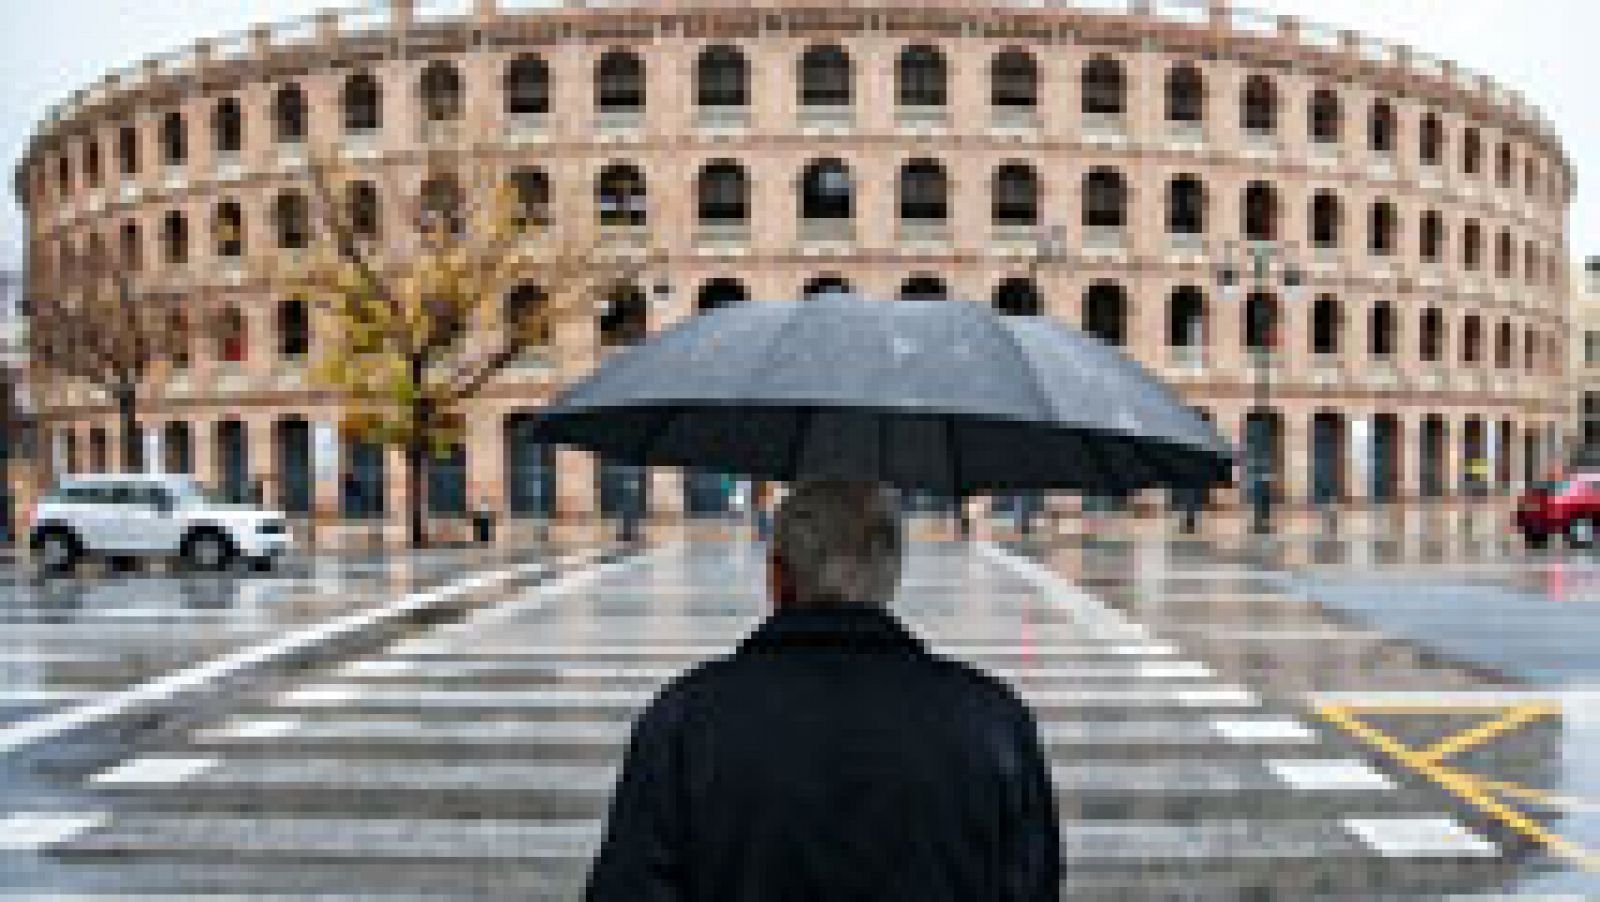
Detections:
[769, 480, 903, 609]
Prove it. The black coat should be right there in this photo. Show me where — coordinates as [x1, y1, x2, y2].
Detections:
[585, 605, 1061, 901]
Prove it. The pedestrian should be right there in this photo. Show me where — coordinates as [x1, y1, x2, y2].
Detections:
[586, 480, 1061, 901]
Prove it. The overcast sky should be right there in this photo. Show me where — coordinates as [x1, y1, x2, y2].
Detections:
[1, 0, 1594, 271]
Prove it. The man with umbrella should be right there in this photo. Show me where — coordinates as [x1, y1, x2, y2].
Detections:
[586, 478, 1061, 899]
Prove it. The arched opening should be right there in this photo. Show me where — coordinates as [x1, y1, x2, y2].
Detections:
[274, 191, 310, 250]
[1463, 127, 1483, 175]
[342, 71, 381, 133]
[1311, 191, 1341, 248]
[217, 306, 247, 363]
[277, 298, 310, 358]
[509, 167, 550, 231]
[117, 125, 139, 176]
[274, 417, 312, 514]
[503, 283, 548, 346]
[1168, 285, 1206, 351]
[504, 413, 556, 517]
[596, 164, 646, 226]
[799, 158, 853, 220]
[505, 55, 550, 116]
[1083, 167, 1127, 229]
[162, 210, 188, 264]
[1241, 74, 1277, 133]
[696, 278, 748, 310]
[1495, 320, 1514, 368]
[1312, 294, 1341, 355]
[120, 221, 142, 271]
[596, 50, 645, 112]
[1463, 219, 1483, 270]
[897, 44, 948, 107]
[993, 163, 1038, 226]
[1369, 302, 1396, 357]
[1497, 141, 1513, 186]
[1421, 415, 1448, 498]
[599, 458, 647, 518]
[211, 97, 243, 155]
[1243, 180, 1278, 241]
[213, 201, 244, 257]
[89, 428, 108, 474]
[418, 173, 464, 236]
[899, 275, 948, 302]
[1369, 100, 1396, 153]
[799, 44, 852, 106]
[160, 111, 186, 166]
[697, 161, 749, 224]
[215, 420, 250, 504]
[1244, 291, 1277, 350]
[1244, 408, 1283, 507]
[696, 45, 749, 108]
[83, 138, 100, 188]
[1081, 55, 1125, 115]
[1167, 175, 1205, 235]
[802, 275, 854, 300]
[162, 422, 193, 475]
[898, 159, 948, 222]
[1420, 112, 1443, 165]
[599, 282, 647, 346]
[994, 278, 1042, 316]
[1420, 210, 1444, 262]
[274, 84, 307, 144]
[1369, 200, 1397, 255]
[342, 437, 387, 518]
[1462, 314, 1483, 364]
[425, 442, 468, 517]
[1311, 412, 1345, 503]
[1308, 89, 1341, 144]
[1496, 230, 1514, 278]
[1083, 282, 1127, 346]
[1371, 413, 1402, 501]
[347, 180, 381, 239]
[1165, 63, 1204, 123]
[1420, 307, 1444, 362]
[990, 49, 1037, 108]
[419, 61, 463, 123]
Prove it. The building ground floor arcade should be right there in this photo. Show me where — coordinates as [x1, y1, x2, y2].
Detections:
[31, 390, 1564, 541]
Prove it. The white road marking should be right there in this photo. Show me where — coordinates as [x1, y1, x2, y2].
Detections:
[1268, 759, 1395, 791]
[1343, 816, 1498, 857]
[0, 813, 107, 850]
[92, 756, 218, 785]
[1211, 719, 1316, 744]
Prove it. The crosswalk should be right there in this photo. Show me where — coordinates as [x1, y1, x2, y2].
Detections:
[1, 542, 1520, 897]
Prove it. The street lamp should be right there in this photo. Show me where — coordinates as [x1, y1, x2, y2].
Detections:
[1215, 240, 1306, 535]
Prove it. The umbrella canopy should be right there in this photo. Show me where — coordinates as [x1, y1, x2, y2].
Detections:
[530, 297, 1233, 495]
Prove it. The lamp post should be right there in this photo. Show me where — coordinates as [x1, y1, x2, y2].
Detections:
[1216, 240, 1305, 535]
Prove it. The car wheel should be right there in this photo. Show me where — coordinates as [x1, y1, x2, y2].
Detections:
[1566, 517, 1598, 549]
[182, 531, 236, 572]
[32, 529, 81, 576]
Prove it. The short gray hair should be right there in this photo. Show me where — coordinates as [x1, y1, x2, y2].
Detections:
[771, 480, 903, 607]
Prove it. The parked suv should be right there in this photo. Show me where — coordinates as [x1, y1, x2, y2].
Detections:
[29, 474, 292, 574]
[1514, 473, 1600, 548]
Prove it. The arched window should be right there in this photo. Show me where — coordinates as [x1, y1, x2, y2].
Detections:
[899, 275, 948, 302]
[1083, 167, 1127, 228]
[1420, 307, 1444, 361]
[163, 422, 194, 475]
[1369, 100, 1396, 153]
[1312, 295, 1341, 354]
[800, 45, 852, 106]
[1309, 89, 1341, 143]
[1084, 282, 1127, 346]
[1420, 210, 1444, 262]
[597, 50, 645, 111]
[277, 298, 310, 358]
[1168, 286, 1206, 348]
[1082, 56, 1125, 115]
[212, 98, 243, 155]
[991, 49, 1037, 108]
[55, 154, 71, 197]
[1244, 291, 1277, 350]
[161, 210, 188, 264]
[160, 111, 186, 165]
[800, 159, 853, 220]
[1462, 314, 1483, 364]
[505, 55, 550, 115]
[1525, 241, 1539, 286]
[504, 283, 548, 344]
[599, 282, 647, 346]
[346, 180, 380, 239]
[120, 220, 142, 271]
[420, 61, 463, 122]
[419, 173, 464, 236]
[1463, 127, 1482, 174]
[1369, 302, 1395, 357]
[697, 278, 748, 310]
[897, 45, 947, 106]
[1241, 74, 1277, 133]
[1167, 175, 1205, 235]
[1243, 181, 1277, 241]
[697, 162, 748, 223]
[597, 164, 647, 226]
[509, 168, 549, 230]
[84, 138, 101, 188]
[1463, 219, 1483, 270]
[117, 125, 139, 176]
[274, 84, 307, 144]
[993, 164, 1038, 226]
[1525, 327, 1538, 371]
[213, 201, 244, 257]
[1495, 320, 1513, 368]
[899, 159, 948, 221]
[994, 278, 1041, 316]
[217, 306, 247, 362]
[1494, 230, 1514, 278]
[1165, 63, 1204, 123]
[1524, 158, 1538, 197]
[1420, 112, 1443, 165]
[1369, 200, 1397, 255]
[696, 46, 749, 107]
[274, 191, 310, 249]
[1310, 191, 1341, 248]
[802, 275, 854, 300]
[343, 71, 381, 133]
[1497, 141, 1513, 186]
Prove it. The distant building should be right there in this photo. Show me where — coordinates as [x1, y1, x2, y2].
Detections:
[1, 269, 24, 541]
[1573, 258, 1600, 466]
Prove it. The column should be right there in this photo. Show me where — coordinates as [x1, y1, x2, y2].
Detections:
[1397, 414, 1421, 500]
[1282, 414, 1310, 506]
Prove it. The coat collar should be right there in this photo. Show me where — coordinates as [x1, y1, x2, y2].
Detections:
[737, 605, 928, 655]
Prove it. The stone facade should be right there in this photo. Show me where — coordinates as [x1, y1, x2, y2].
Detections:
[13, 0, 1573, 535]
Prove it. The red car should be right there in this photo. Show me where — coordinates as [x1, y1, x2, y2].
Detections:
[1515, 474, 1600, 547]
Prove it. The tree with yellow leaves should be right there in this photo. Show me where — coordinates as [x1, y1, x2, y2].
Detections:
[283, 153, 641, 547]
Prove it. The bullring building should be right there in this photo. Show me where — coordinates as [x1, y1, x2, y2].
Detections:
[15, 0, 1573, 534]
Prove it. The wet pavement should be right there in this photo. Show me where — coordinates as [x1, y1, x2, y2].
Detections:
[0, 525, 1596, 896]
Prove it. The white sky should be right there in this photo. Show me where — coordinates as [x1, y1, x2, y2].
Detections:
[1, 0, 1595, 270]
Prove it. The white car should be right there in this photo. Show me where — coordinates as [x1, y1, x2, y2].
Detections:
[29, 474, 293, 574]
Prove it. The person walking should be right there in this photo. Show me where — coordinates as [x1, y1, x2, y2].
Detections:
[586, 480, 1061, 901]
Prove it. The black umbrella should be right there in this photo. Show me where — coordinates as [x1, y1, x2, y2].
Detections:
[530, 297, 1233, 495]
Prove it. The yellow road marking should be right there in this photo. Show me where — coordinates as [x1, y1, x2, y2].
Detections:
[1317, 703, 1599, 872]
[1477, 778, 1600, 815]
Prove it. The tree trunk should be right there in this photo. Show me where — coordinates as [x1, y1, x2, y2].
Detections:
[115, 384, 140, 473]
[405, 436, 427, 549]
